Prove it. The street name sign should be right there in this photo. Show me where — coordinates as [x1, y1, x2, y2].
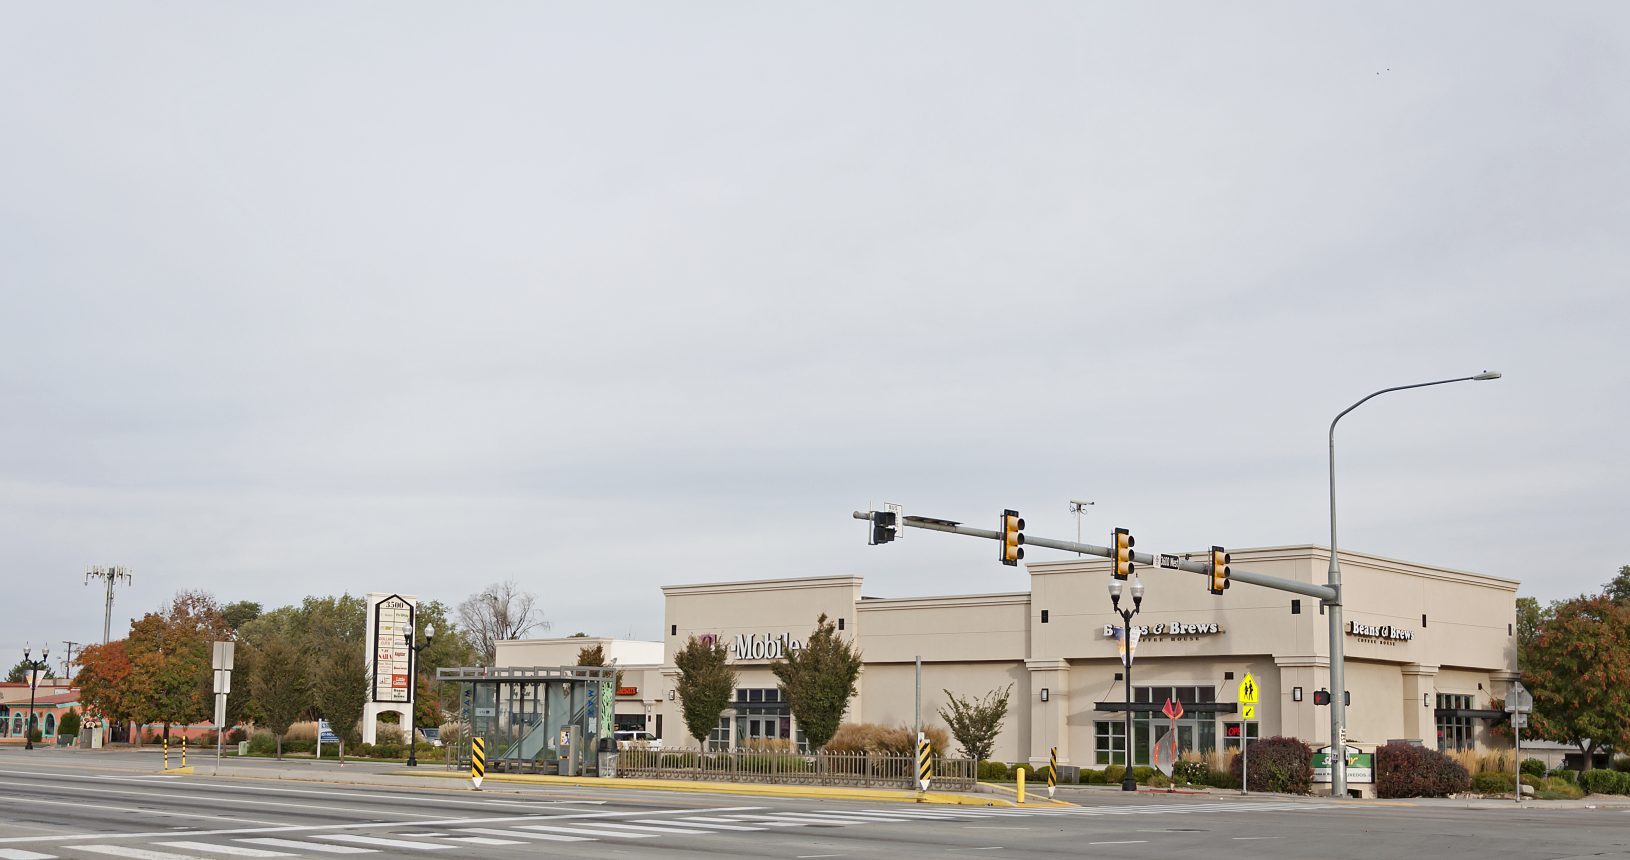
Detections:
[1157, 554, 1181, 569]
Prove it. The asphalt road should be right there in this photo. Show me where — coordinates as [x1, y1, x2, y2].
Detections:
[2, 748, 1627, 860]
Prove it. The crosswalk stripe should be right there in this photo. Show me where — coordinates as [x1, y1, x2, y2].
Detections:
[772, 812, 912, 823]
[79, 848, 211, 860]
[236, 839, 377, 854]
[515, 825, 656, 839]
[637, 819, 765, 832]
[721, 815, 814, 826]
[454, 828, 591, 843]
[577, 822, 716, 836]
[155, 843, 294, 857]
[439, 837, 522, 846]
[0, 850, 56, 860]
[313, 835, 450, 850]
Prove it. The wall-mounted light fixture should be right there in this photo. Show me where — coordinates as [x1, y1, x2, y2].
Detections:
[1293, 686, 1304, 702]
[668, 690, 676, 701]
[1424, 693, 1430, 707]
[1040, 688, 1050, 703]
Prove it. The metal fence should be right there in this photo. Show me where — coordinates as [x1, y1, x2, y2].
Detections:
[615, 747, 976, 791]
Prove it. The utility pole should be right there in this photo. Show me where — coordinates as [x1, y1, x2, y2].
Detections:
[60, 641, 81, 678]
[84, 567, 133, 644]
[1069, 500, 1094, 555]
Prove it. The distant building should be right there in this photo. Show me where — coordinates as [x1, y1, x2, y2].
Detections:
[0, 679, 80, 744]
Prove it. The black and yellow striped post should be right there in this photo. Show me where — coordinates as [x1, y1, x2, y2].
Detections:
[162, 735, 169, 771]
[181, 735, 187, 769]
[1048, 747, 1058, 799]
[470, 737, 486, 791]
[916, 735, 932, 792]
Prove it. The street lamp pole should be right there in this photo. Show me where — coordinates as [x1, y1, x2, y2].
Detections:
[21, 644, 50, 750]
[1109, 576, 1144, 792]
[1326, 370, 1500, 797]
[404, 623, 435, 767]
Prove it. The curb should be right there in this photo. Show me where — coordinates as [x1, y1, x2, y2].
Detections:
[400, 770, 1074, 807]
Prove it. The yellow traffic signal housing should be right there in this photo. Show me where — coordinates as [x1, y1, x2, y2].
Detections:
[999, 509, 1025, 566]
[1112, 527, 1135, 580]
[1209, 545, 1231, 595]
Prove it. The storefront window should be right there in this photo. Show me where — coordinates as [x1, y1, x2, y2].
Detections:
[1222, 721, 1259, 751]
[1094, 721, 1126, 765]
[1126, 686, 1219, 764]
[707, 716, 731, 751]
[1436, 693, 1475, 751]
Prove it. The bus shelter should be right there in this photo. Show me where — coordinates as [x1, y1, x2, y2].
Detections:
[437, 665, 616, 776]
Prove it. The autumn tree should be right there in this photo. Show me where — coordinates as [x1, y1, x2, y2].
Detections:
[575, 643, 625, 688]
[772, 614, 863, 751]
[675, 634, 737, 748]
[938, 684, 1012, 764]
[251, 636, 310, 760]
[457, 581, 548, 665]
[74, 641, 138, 735]
[1524, 594, 1630, 767]
[126, 591, 232, 737]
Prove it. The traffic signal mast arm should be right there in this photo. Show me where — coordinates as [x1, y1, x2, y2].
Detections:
[852, 510, 1336, 602]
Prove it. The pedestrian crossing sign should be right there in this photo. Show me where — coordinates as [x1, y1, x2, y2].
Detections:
[1238, 673, 1259, 704]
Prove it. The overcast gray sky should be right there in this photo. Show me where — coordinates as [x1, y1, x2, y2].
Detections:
[3, 2, 1626, 666]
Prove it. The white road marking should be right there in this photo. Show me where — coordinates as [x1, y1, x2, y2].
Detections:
[1090, 841, 1149, 845]
[439, 837, 521, 845]
[1, 795, 283, 827]
[719, 815, 811, 826]
[155, 842, 294, 857]
[79, 848, 214, 860]
[0, 850, 56, 860]
[236, 839, 377, 854]
[578, 822, 717, 836]
[1234, 836, 1284, 840]
[313, 835, 451, 850]
[772, 812, 912, 823]
[515, 825, 656, 839]
[661, 819, 767, 831]
[454, 828, 591, 843]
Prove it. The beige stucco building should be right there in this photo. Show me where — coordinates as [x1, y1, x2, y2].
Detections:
[497, 545, 1519, 774]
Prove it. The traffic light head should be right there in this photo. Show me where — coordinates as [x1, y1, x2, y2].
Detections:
[1112, 527, 1135, 580]
[869, 510, 897, 545]
[1209, 545, 1231, 595]
[1000, 509, 1025, 566]
[1313, 688, 1332, 706]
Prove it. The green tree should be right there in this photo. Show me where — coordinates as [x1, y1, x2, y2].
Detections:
[938, 684, 1013, 764]
[1604, 565, 1630, 606]
[1514, 596, 1552, 673]
[126, 591, 232, 737]
[674, 634, 737, 748]
[251, 636, 311, 760]
[59, 708, 81, 738]
[1524, 594, 1630, 768]
[6, 661, 56, 683]
[772, 614, 863, 751]
[222, 601, 263, 632]
[315, 647, 369, 758]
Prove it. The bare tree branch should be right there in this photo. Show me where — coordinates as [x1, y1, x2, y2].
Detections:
[457, 581, 548, 664]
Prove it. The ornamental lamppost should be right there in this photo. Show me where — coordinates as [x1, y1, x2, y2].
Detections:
[1108, 577, 1144, 792]
[21, 644, 50, 750]
[404, 623, 435, 767]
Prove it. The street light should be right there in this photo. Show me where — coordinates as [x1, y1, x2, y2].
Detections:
[21, 643, 50, 750]
[1109, 576, 1144, 792]
[1326, 370, 1501, 797]
[403, 623, 435, 767]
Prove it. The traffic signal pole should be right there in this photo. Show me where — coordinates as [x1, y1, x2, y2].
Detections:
[855, 512, 1336, 602]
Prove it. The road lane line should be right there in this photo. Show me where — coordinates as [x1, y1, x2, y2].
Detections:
[453, 828, 591, 843]
[235, 839, 376, 854]
[441, 837, 522, 845]
[79, 848, 212, 860]
[515, 825, 656, 839]
[1089, 841, 1148, 845]
[0, 796, 283, 827]
[576, 822, 716, 836]
[155, 842, 294, 857]
[663, 819, 767, 831]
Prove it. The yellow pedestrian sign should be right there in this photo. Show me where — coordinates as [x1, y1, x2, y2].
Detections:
[1242, 704, 1256, 720]
[1238, 673, 1259, 705]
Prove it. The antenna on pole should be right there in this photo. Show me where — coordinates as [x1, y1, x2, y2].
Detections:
[85, 567, 133, 644]
[61, 641, 81, 678]
[1068, 500, 1095, 556]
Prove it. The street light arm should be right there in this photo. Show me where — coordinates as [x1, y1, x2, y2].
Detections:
[1328, 375, 1488, 444]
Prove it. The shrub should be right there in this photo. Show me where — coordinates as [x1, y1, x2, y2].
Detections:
[197, 730, 219, 748]
[1376, 743, 1470, 798]
[1229, 737, 1313, 795]
[227, 727, 248, 744]
[1172, 759, 1211, 786]
[1580, 769, 1619, 794]
[59, 709, 81, 738]
[1206, 765, 1241, 789]
[1521, 758, 1547, 778]
[825, 723, 952, 757]
[1471, 771, 1515, 794]
[1131, 765, 1157, 783]
[1538, 776, 1585, 800]
[1079, 768, 1106, 784]
[247, 731, 277, 756]
[1549, 767, 1577, 784]
[28, 728, 43, 743]
[1614, 756, 1630, 774]
[375, 725, 405, 746]
[1103, 764, 1124, 784]
[978, 761, 1010, 781]
[1617, 771, 1630, 795]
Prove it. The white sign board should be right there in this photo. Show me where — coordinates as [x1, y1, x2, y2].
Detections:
[369, 594, 417, 704]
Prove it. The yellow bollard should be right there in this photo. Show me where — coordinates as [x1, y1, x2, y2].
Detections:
[163, 735, 169, 771]
[1016, 765, 1025, 804]
[181, 735, 187, 769]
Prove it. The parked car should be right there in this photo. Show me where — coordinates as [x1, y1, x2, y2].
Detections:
[614, 730, 662, 750]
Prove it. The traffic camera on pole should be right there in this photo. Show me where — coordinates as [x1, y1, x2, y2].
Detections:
[1112, 527, 1135, 580]
[1209, 546, 1231, 595]
[999, 509, 1025, 566]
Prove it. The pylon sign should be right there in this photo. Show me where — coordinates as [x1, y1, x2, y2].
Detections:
[917, 733, 932, 791]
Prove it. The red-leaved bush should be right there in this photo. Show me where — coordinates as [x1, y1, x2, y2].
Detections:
[1229, 736, 1314, 794]
[1375, 742, 1470, 798]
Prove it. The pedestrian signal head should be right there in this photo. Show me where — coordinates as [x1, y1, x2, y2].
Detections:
[1209, 545, 1231, 595]
[1000, 509, 1025, 566]
[1112, 527, 1135, 580]
[1313, 688, 1332, 706]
